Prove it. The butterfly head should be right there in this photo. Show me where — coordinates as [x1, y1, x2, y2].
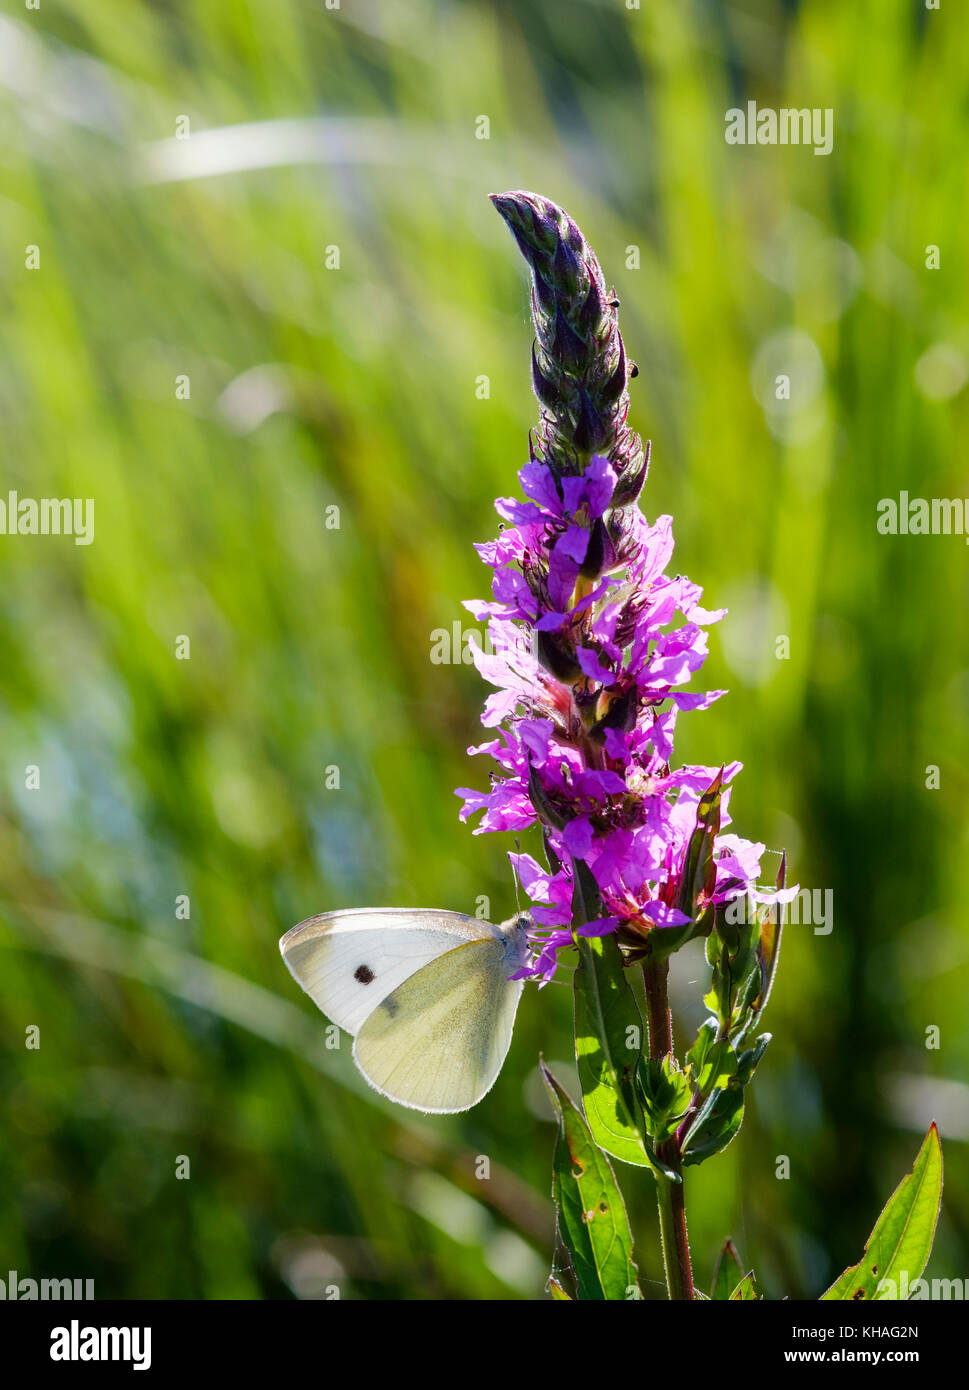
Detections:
[499, 911, 534, 975]
[505, 910, 532, 935]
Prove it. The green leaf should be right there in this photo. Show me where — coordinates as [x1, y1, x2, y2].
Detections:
[541, 1059, 641, 1302]
[729, 1270, 759, 1300]
[639, 1053, 692, 1143]
[821, 1124, 943, 1301]
[548, 1277, 573, 1301]
[687, 1019, 738, 1091]
[728, 855, 787, 1045]
[711, 1239, 744, 1301]
[641, 1140, 681, 1183]
[573, 929, 652, 1168]
[704, 904, 758, 1034]
[681, 1085, 745, 1167]
[735, 1033, 771, 1085]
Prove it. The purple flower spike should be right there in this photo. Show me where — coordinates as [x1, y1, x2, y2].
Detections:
[459, 196, 778, 982]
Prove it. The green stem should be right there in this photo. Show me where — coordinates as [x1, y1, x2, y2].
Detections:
[642, 958, 695, 1301]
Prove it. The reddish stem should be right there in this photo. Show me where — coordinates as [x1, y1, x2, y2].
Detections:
[642, 957, 695, 1301]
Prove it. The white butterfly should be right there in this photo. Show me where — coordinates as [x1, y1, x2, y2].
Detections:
[279, 908, 532, 1113]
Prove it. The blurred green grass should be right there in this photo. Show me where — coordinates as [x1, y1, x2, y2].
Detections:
[1, 0, 967, 1299]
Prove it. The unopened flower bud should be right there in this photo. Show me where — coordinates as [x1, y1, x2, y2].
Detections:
[490, 190, 647, 491]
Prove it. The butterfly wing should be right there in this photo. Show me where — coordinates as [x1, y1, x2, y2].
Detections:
[352, 936, 524, 1113]
[279, 908, 496, 1036]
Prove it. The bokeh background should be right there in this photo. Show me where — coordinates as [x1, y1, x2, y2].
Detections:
[1, 0, 967, 1300]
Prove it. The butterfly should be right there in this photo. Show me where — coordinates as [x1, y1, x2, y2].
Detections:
[279, 908, 532, 1113]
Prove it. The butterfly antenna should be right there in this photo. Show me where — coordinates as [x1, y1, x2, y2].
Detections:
[510, 840, 523, 915]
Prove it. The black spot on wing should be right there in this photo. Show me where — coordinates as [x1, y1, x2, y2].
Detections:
[354, 964, 375, 984]
[381, 996, 399, 1018]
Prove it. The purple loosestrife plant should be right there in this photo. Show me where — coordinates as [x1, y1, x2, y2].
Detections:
[453, 193, 944, 1305]
[455, 191, 799, 1300]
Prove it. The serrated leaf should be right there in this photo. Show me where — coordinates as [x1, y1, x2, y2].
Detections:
[573, 929, 652, 1168]
[542, 1059, 641, 1301]
[730, 1270, 759, 1300]
[711, 1239, 744, 1301]
[821, 1124, 943, 1302]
